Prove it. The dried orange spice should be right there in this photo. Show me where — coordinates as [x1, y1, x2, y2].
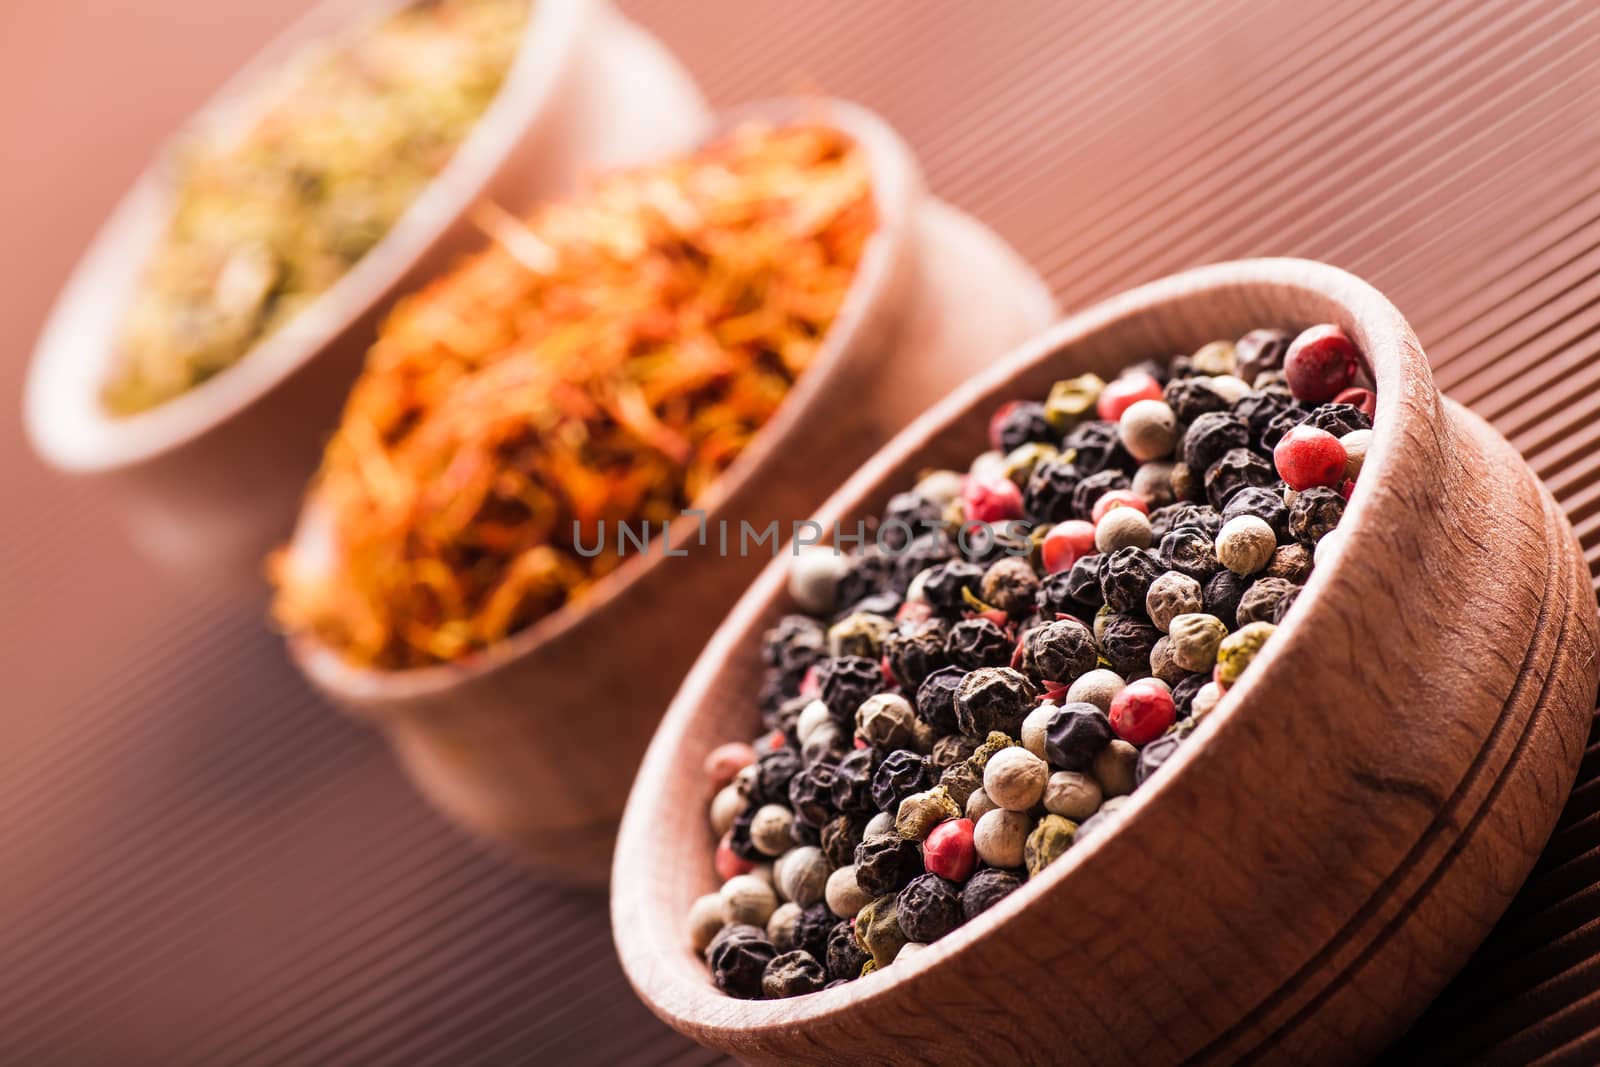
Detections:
[270, 123, 875, 669]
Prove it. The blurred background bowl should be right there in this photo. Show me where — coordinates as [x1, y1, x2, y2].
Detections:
[612, 258, 1599, 1064]
[287, 97, 1059, 884]
[23, 0, 708, 588]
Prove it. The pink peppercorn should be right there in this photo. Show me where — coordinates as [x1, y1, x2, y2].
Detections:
[1284, 324, 1360, 403]
[1340, 478, 1356, 501]
[704, 741, 757, 789]
[1334, 386, 1376, 417]
[1109, 679, 1176, 745]
[896, 600, 934, 625]
[923, 818, 977, 882]
[962, 474, 1024, 524]
[1096, 372, 1164, 421]
[800, 665, 821, 697]
[1041, 520, 1097, 573]
[715, 833, 755, 881]
[1091, 489, 1148, 523]
[1274, 424, 1348, 490]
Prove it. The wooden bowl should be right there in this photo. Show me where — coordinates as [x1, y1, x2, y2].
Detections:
[611, 258, 1600, 1064]
[284, 98, 1059, 884]
[22, 0, 707, 586]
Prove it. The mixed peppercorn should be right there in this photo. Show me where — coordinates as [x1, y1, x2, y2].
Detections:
[688, 324, 1373, 998]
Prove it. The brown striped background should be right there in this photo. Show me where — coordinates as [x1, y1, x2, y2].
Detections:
[3, 0, 1599, 1062]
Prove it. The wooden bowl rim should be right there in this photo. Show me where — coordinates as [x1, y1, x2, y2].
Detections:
[611, 257, 1433, 1042]
[22, 0, 597, 472]
[285, 96, 930, 705]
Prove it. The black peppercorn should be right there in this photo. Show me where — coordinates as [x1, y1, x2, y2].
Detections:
[762, 615, 826, 679]
[1264, 542, 1314, 583]
[762, 949, 827, 998]
[801, 721, 850, 767]
[790, 819, 821, 848]
[961, 868, 1022, 920]
[833, 548, 895, 617]
[728, 807, 762, 861]
[1182, 411, 1250, 478]
[1152, 502, 1222, 540]
[946, 617, 1012, 669]
[1164, 377, 1231, 424]
[994, 400, 1056, 452]
[1023, 457, 1082, 524]
[896, 874, 965, 942]
[871, 749, 933, 813]
[1043, 702, 1114, 771]
[1238, 576, 1299, 626]
[1019, 617, 1097, 682]
[980, 557, 1039, 617]
[921, 560, 986, 616]
[817, 656, 882, 721]
[765, 693, 811, 745]
[1236, 327, 1293, 382]
[743, 748, 800, 806]
[1035, 553, 1103, 620]
[1128, 356, 1171, 385]
[1171, 672, 1207, 719]
[1099, 613, 1161, 677]
[819, 813, 865, 869]
[1271, 585, 1301, 623]
[880, 491, 943, 552]
[709, 926, 777, 999]
[884, 618, 949, 689]
[825, 920, 870, 981]
[1204, 448, 1275, 509]
[930, 733, 981, 770]
[854, 831, 924, 896]
[914, 665, 967, 735]
[841, 591, 902, 621]
[954, 667, 1034, 736]
[1136, 730, 1186, 786]
[1157, 526, 1219, 581]
[792, 903, 836, 961]
[1221, 485, 1290, 538]
[831, 748, 880, 815]
[758, 670, 797, 720]
[1289, 486, 1346, 546]
[1062, 419, 1135, 475]
[1099, 545, 1163, 612]
[1070, 468, 1131, 521]
[1203, 568, 1248, 630]
[1304, 401, 1371, 438]
[1232, 389, 1297, 447]
[894, 530, 958, 592]
[1262, 405, 1310, 449]
[788, 760, 842, 828]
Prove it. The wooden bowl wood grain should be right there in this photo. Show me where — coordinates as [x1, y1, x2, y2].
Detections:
[286, 98, 1059, 883]
[23, 0, 708, 585]
[611, 258, 1600, 1065]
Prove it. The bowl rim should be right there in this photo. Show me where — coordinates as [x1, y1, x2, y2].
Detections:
[22, 0, 594, 472]
[283, 95, 929, 704]
[609, 256, 1431, 1043]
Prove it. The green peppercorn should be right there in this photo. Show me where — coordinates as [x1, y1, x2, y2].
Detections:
[1216, 621, 1276, 684]
[828, 611, 894, 659]
[1025, 813, 1078, 876]
[1002, 442, 1058, 487]
[854, 892, 909, 968]
[1045, 373, 1105, 431]
[1168, 612, 1229, 672]
[895, 784, 961, 840]
[938, 759, 983, 809]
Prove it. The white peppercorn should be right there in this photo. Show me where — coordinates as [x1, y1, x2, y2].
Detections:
[824, 864, 873, 919]
[1043, 771, 1102, 820]
[750, 804, 796, 857]
[863, 811, 895, 839]
[1020, 703, 1056, 761]
[1341, 428, 1371, 480]
[1065, 668, 1126, 713]
[788, 546, 846, 615]
[982, 747, 1048, 812]
[1206, 373, 1251, 403]
[1119, 399, 1178, 462]
[795, 699, 832, 744]
[966, 786, 999, 821]
[1192, 680, 1224, 719]
[767, 901, 803, 952]
[1092, 738, 1138, 797]
[1168, 612, 1230, 672]
[1095, 506, 1154, 552]
[775, 845, 829, 908]
[1145, 570, 1203, 632]
[915, 469, 965, 508]
[856, 692, 918, 750]
[710, 783, 746, 838]
[1149, 635, 1188, 685]
[689, 892, 727, 953]
[1216, 514, 1277, 575]
[973, 809, 1030, 868]
[722, 873, 779, 927]
[1191, 339, 1237, 375]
